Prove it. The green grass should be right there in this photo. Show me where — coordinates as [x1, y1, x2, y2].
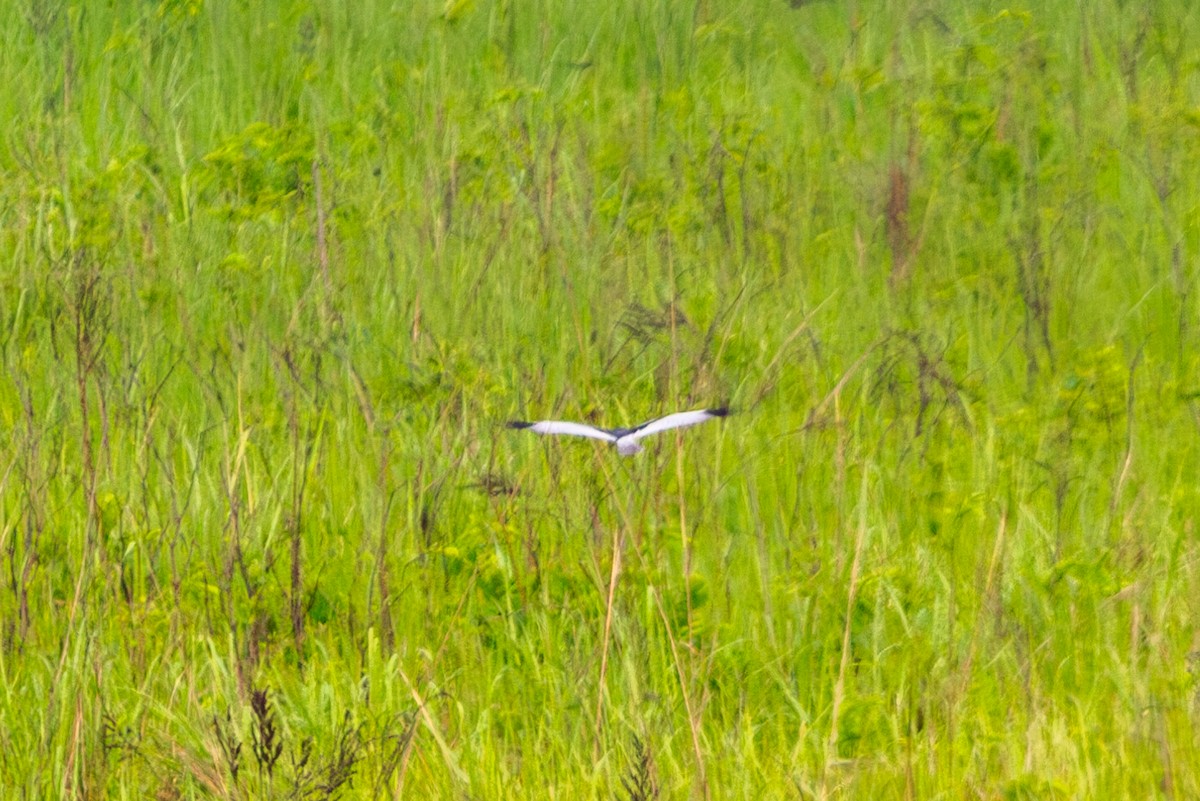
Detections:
[1, 0, 1199, 797]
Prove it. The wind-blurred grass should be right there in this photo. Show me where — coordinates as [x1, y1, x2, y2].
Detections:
[1, 0, 1199, 797]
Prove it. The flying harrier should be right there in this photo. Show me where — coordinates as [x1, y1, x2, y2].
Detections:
[507, 407, 730, 455]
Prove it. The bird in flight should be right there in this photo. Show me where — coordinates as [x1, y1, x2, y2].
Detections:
[507, 407, 730, 456]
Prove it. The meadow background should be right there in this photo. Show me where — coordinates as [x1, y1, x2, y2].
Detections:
[1, 0, 1199, 797]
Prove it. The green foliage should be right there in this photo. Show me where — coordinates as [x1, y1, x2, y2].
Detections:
[0, 0, 1198, 798]
[201, 121, 316, 221]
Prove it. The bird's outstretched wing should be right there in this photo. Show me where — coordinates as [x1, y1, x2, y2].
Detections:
[506, 420, 618, 443]
[623, 407, 730, 444]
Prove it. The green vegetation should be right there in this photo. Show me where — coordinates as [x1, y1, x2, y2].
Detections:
[2, 0, 1199, 797]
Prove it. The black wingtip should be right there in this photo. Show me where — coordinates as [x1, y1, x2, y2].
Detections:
[708, 407, 732, 417]
[506, 420, 534, 430]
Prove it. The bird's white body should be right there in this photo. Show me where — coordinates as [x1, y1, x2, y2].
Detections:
[508, 408, 730, 455]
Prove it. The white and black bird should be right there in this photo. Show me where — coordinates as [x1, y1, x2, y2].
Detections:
[507, 407, 730, 456]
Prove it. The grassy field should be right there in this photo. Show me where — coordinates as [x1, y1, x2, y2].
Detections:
[2, 0, 1199, 797]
